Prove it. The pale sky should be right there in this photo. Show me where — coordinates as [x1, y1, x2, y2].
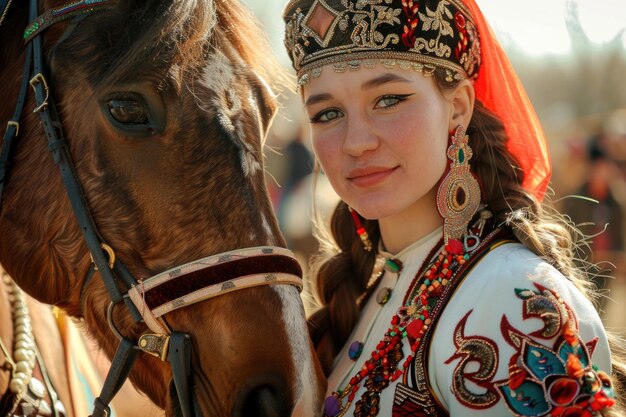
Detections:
[243, 0, 626, 59]
[479, 0, 626, 55]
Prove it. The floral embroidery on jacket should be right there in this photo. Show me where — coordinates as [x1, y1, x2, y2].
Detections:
[496, 284, 615, 417]
[447, 283, 616, 416]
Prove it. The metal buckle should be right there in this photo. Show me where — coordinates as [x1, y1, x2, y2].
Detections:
[6, 121, 19, 136]
[29, 73, 50, 113]
[90, 243, 116, 271]
[138, 334, 171, 361]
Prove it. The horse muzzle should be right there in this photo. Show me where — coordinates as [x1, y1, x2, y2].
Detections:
[233, 374, 292, 417]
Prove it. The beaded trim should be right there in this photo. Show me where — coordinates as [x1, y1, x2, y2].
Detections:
[283, 0, 481, 86]
[23, 0, 113, 43]
[391, 228, 506, 417]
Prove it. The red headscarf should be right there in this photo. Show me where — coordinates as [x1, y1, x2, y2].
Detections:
[465, 0, 552, 201]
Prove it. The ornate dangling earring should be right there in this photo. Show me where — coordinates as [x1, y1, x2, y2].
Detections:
[348, 206, 373, 252]
[436, 125, 481, 244]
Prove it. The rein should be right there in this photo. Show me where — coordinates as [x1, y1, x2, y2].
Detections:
[0, 2, 303, 417]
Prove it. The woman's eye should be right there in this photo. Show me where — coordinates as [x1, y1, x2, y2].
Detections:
[311, 108, 343, 124]
[375, 94, 413, 109]
[107, 98, 149, 124]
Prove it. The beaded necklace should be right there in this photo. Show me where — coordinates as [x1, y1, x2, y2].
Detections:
[0, 273, 64, 416]
[0, 273, 36, 397]
[323, 235, 475, 417]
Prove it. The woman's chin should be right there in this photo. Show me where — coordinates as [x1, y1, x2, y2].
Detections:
[350, 204, 395, 221]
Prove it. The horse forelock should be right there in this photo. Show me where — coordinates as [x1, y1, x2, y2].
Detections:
[67, 0, 283, 93]
[80, 0, 217, 89]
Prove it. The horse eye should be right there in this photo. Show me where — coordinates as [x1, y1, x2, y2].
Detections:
[107, 99, 149, 124]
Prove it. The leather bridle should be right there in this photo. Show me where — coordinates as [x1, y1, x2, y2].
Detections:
[0, 1, 304, 416]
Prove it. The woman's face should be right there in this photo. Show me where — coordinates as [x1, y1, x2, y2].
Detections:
[303, 65, 455, 220]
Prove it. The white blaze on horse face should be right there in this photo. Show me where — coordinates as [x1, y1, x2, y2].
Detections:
[199, 52, 261, 178]
[261, 213, 273, 242]
[273, 285, 318, 416]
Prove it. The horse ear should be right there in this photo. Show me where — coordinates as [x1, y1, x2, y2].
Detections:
[249, 71, 278, 136]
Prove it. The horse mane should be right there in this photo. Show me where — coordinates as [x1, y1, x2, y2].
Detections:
[87, 0, 286, 93]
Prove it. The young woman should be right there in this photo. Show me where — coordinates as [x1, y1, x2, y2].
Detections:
[282, 0, 624, 416]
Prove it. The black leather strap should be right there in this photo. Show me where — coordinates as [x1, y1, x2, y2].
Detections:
[0, 42, 32, 208]
[29, 0, 125, 305]
[90, 338, 139, 417]
[168, 333, 194, 417]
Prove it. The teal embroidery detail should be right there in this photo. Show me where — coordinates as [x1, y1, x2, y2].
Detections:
[523, 343, 566, 380]
[495, 284, 616, 417]
[499, 380, 550, 416]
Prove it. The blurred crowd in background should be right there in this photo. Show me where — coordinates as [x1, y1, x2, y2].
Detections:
[244, 1, 626, 334]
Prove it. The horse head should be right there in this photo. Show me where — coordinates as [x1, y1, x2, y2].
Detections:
[0, 0, 325, 415]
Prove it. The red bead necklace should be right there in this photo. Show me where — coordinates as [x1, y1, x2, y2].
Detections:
[324, 238, 469, 417]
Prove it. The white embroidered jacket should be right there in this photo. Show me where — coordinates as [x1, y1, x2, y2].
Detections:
[328, 227, 612, 416]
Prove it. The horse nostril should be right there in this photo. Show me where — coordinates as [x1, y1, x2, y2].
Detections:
[237, 384, 290, 417]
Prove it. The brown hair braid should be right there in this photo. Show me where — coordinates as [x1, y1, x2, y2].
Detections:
[308, 201, 380, 372]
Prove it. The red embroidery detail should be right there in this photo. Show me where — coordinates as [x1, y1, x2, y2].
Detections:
[500, 315, 527, 350]
[563, 319, 578, 346]
[445, 310, 500, 409]
[517, 283, 566, 340]
[586, 337, 599, 356]
[392, 383, 445, 417]
[507, 362, 527, 391]
[454, 11, 468, 59]
[401, 0, 419, 47]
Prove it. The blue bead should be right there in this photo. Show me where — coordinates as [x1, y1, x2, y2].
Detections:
[348, 341, 364, 360]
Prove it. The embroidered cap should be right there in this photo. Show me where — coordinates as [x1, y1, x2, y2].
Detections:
[283, 0, 481, 85]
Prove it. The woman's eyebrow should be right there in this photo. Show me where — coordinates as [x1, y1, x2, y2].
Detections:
[361, 73, 412, 90]
[304, 93, 333, 107]
[304, 73, 411, 107]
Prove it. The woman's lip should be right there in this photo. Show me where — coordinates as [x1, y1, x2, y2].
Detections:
[347, 166, 398, 187]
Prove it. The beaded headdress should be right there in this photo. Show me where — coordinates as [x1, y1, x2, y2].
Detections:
[284, 0, 481, 86]
[283, 0, 552, 201]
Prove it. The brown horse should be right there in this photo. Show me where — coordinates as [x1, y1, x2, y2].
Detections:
[0, 0, 325, 416]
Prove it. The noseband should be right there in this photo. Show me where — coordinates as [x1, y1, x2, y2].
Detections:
[0, 1, 303, 416]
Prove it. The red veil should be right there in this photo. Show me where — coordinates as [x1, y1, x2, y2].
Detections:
[465, 0, 552, 201]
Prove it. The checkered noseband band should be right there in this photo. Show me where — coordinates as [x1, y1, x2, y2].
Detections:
[284, 0, 481, 86]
